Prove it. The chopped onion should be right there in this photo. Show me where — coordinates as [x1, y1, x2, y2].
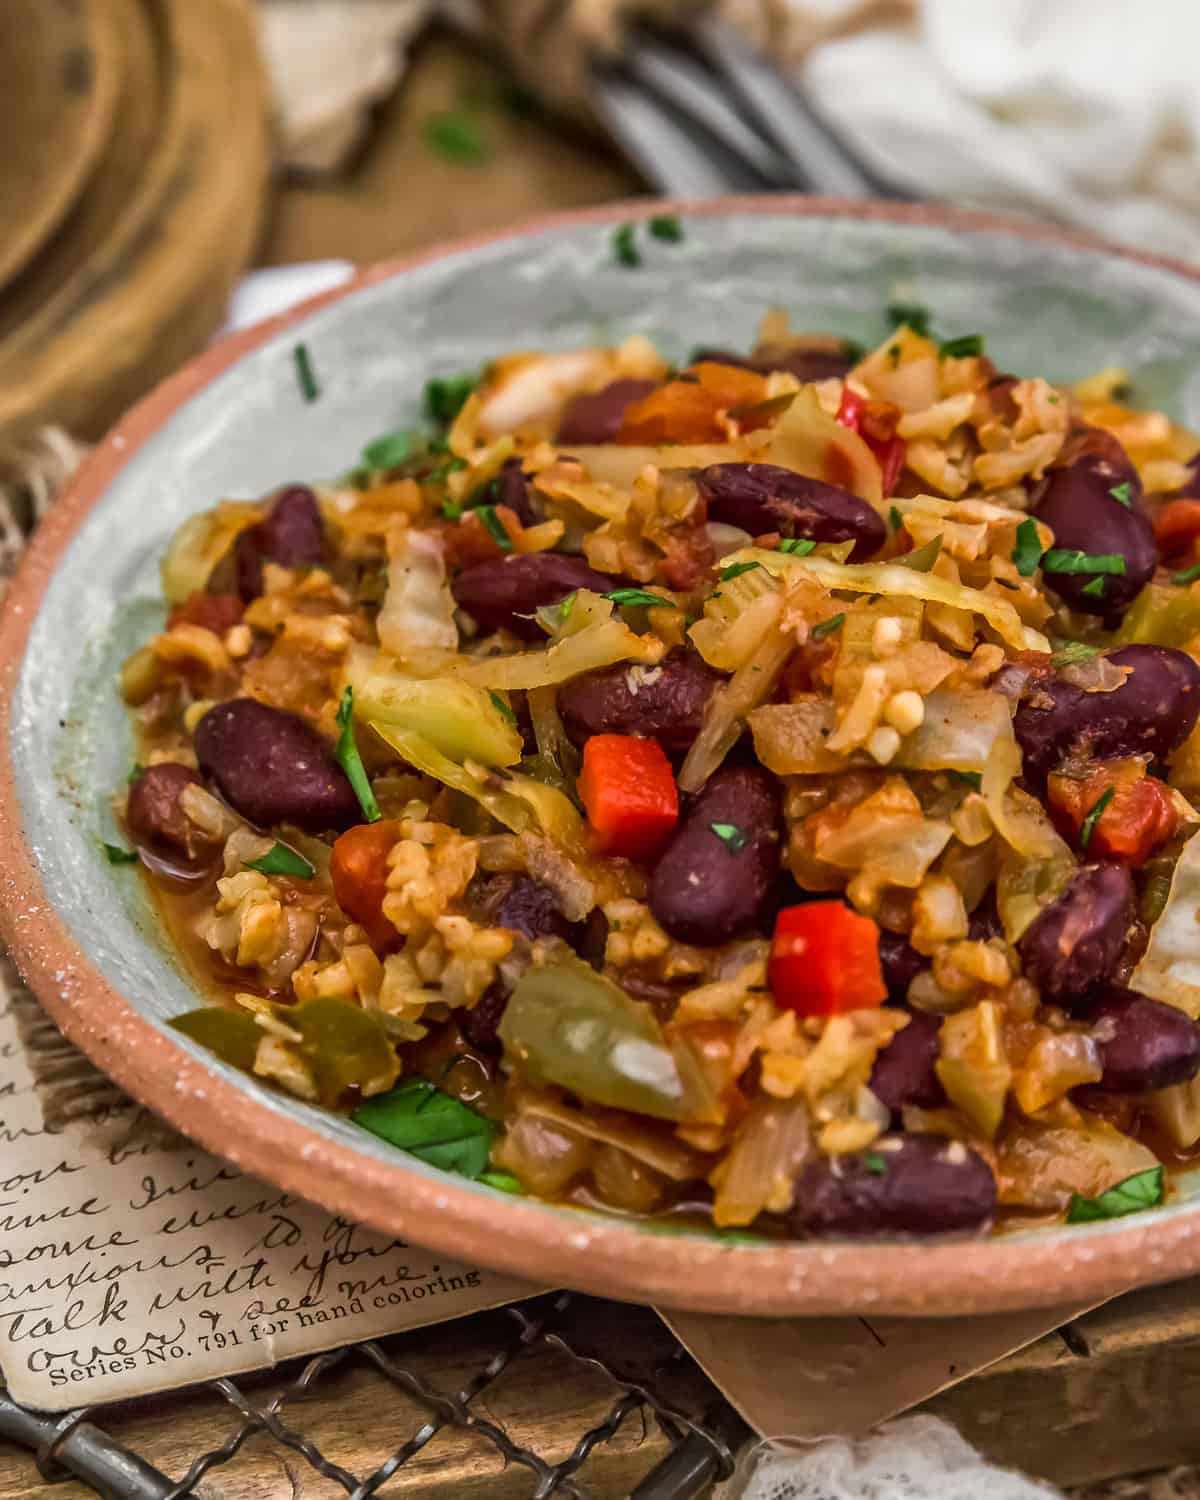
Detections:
[1131, 830, 1200, 1018]
[711, 1092, 814, 1227]
[521, 1095, 708, 1181]
[1148, 1076, 1200, 1150]
[996, 1117, 1159, 1210]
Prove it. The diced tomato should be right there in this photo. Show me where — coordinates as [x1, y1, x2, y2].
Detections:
[168, 591, 244, 635]
[331, 820, 404, 952]
[617, 362, 769, 444]
[438, 504, 522, 568]
[836, 386, 908, 497]
[768, 902, 887, 1017]
[656, 523, 716, 590]
[579, 734, 678, 860]
[1047, 758, 1179, 866]
[1153, 498, 1200, 559]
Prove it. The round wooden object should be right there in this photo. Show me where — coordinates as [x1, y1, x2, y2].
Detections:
[0, 0, 123, 293]
[0, 0, 272, 444]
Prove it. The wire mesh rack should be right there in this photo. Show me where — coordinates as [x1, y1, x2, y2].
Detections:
[0, 1293, 748, 1498]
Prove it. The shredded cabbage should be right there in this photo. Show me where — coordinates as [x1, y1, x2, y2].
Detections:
[1131, 830, 1200, 1018]
[765, 387, 883, 506]
[447, 600, 666, 690]
[736, 545, 1049, 652]
[377, 527, 458, 655]
[567, 443, 742, 489]
[160, 502, 261, 604]
[678, 616, 794, 792]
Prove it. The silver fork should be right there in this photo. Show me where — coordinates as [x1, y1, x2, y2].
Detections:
[592, 14, 902, 199]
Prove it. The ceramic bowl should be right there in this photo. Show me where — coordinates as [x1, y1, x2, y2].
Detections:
[7, 198, 1200, 1317]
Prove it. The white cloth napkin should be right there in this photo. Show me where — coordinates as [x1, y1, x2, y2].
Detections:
[801, 0, 1200, 259]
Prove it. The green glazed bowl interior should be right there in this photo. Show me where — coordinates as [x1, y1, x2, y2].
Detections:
[8, 199, 1200, 1316]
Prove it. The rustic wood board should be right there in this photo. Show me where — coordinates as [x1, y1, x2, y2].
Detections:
[0, 0, 271, 446]
[0, 0, 123, 293]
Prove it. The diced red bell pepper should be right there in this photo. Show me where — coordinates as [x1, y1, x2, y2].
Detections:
[331, 820, 404, 952]
[836, 386, 908, 497]
[768, 901, 887, 1017]
[1153, 498, 1200, 560]
[1047, 759, 1179, 867]
[579, 734, 678, 860]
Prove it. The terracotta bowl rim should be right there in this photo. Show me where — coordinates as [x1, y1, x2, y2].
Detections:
[5, 194, 1200, 1317]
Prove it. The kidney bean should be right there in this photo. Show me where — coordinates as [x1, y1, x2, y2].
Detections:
[452, 552, 621, 642]
[459, 984, 510, 1052]
[878, 930, 926, 1000]
[235, 485, 326, 601]
[1081, 986, 1200, 1093]
[194, 698, 360, 832]
[492, 458, 537, 526]
[690, 344, 856, 383]
[647, 765, 781, 945]
[557, 379, 659, 445]
[1014, 644, 1200, 789]
[697, 462, 885, 560]
[126, 763, 210, 855]
[1034, 430, 1154, 618]
[1018, 863, 1135, 1004]
[869, 1011, 945, 1114]
[787, 1134, 996, 1238]
[558, 650, 721, 753]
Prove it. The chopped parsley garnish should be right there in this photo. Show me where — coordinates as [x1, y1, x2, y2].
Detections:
[488, 690, 517, 727]
[1041, 549, 1127, 576]
[476, 505, 512, 551]
[939, 334, 984, 359]
[1067, 1165, 1164, 1223]
[127, 763, 144, 784]
[1081, 576, 1107, 598]
[558, 592, 576, 624]
[612, 223, 640, 268]
[710, 821, 748, 852]
[1108, 481, 1132, 507]
[952, 770, 983, 791]
[1050, 643, 1101, 667]
[244, 844, 316, 880]
[885, 302, 931, 336]
[335, 687, 381, 823]
[811, 612, 845, 640]
[1079, 786, 1116, 852]
[648, 214, 684, 242]
[425, 111, 488, 163]
[102, 842, 138, 865]
[352, 1078, 495, 1179]
[1012, 518, 1043, 577]
[603, 588, 669, 608]
[362, 429, 418, 470]
[1174, 561, 1200, 586]
[441, 500, 463, 521]
[293, 343, 319, 403]
[889, 505, 903, 532]
[719, 560, 761, 582]
[778, 537, 816, 556]
[862, 1151, 888, 1176]
[424, 372, 479, 426]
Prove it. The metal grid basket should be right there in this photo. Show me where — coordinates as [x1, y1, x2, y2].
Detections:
[0, 1294, 746, 1498]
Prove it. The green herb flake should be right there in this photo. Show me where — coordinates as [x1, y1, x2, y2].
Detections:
[441, 500, 463, 521]
[425, 111, 488, 163]
[476, 505, 513, 552]
[719, 560, 761, 582]
[952, 770, 983, 791]
[424, 371, 480, 426]
[1174, 561, 1200, 586]
[362, 429, 418, 471]
[1041, 549, 1127, 577]
[126, 763, 144, 785]
[488, 690, 517, 727]
[710, 821, 748, 853]
[889, 505, 904, 532]
[352, 1077, 495, 1179]
[1050, 643, 1101, 667]
[293, 343, 319, 403]
[1067, 1165, 1164, 1223]
[102, 842, 139, 865]
[778, 537, 817, 556]
[862, 1151, 888, 1176]
[939, 334, 984, 359]
[244, 843, 316, 881]
[1012, 518, 1043, 577]
[479, 1169, 523, 1194]
[612, 223, 641, 268]
[885, 302, 931, 336]
[1079, 785, 1116, 852]
[1109, 481, 1132, 507]
[648, 214, 684, 243]
[810, 612, 846, 641]
[335, 686, 381, 823]
[559, 592, 576, 624]
[1081, 576, 1107, 599]
[603, 587, 669, 609]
